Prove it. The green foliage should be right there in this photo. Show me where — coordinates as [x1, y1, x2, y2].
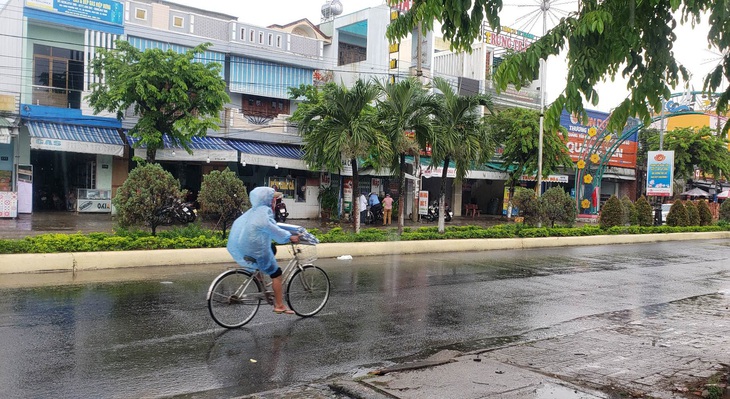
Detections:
[644, 127, 730, 180]
[488, 108, 573, 191]
[635, 196, 654, 226]
[112, 163, 184, 235]
[386, 0, 730, 138]
[540, 187, 576, 227]
[289, 80, 392, 232]
[512, 187, 541, 227]
[620, 195, 637, 225]
[720, 200, 730, 222]
[666, 201, 690, 227]
[684, 201, 700, 226]
[317, 185, 339, 219]
[600, 195, 624, 228]
[4, 223, 728, 254]
[88, 41, 229, 163]
[197, 169, 249, 236]
[429, 77, 494, 233]
[697, 199, 713, 226]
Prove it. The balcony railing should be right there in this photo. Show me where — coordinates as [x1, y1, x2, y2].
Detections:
[32, 86, 82, 109]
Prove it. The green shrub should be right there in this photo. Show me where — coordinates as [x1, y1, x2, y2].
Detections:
[620, 195, 637, 225]
[540, 187, 576, 227]
[197, 168, 249, 236]
[600, 195, 623, 228]
[666, 201, 689, 227]
[113, 163, 185, 235]
[512, 187, 541, 226]
[697, 199, 713, 226]
[635, 196, 653, 226]
[684, 201, 700, 226]
[720, 200, 730, 222]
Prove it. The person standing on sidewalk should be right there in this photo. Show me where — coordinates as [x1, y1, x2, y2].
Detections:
[382, 193, 394, 225]
[358, 192, 368, 226]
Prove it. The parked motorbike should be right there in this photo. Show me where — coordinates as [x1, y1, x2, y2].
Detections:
[365, 203, 384, 225]
[424, 201, 452, 222]
[157, 197, 197, 225]
[274, 196, 289, 223]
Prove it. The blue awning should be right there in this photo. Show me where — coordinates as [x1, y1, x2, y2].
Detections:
[127, 134, 238, 162]
[227, 139, 303, 159]
[26, 121, 125, 156]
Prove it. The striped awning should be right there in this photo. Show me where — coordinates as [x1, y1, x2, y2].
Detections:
[227, 139, 307, 170]
[26, 121, 125, 156]
[128, 135, 238, 162]
[227, 139, 303, 159]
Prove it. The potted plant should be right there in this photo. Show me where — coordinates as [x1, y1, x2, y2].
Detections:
[318, 185, 339, 220]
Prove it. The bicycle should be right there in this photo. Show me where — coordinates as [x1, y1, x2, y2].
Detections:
[206, 229, 330, 329]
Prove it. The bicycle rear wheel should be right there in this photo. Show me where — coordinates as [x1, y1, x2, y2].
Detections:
[286, 265, 330, 317]
[207, 269, 262, 328]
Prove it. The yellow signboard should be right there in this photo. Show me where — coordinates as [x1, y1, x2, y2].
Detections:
[0, 95, 16, 112]
[389, 59, 398, 69]
[389, 42, 399, 53]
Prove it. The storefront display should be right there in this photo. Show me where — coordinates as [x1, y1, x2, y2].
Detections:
[76, 189, 112, 213]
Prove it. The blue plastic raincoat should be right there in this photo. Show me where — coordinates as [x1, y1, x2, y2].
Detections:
[227, 187, 292, 275]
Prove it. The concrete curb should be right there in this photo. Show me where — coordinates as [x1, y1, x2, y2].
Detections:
[1, 231, 728, 274]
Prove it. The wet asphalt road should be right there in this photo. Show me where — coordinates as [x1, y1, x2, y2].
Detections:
[1, 240, 729, 399]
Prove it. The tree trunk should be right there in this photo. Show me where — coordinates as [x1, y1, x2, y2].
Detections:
[398, 153, 406, 235]
[352, 158, 361, 234]
[412, 153, 420, 222]
[438, 156, 449, 234]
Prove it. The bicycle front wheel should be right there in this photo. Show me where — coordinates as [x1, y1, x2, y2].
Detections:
[286, 265, 330, 317]
[207, 269, 262, 328]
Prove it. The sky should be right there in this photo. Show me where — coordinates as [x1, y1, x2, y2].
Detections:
[167, 0, 722, 113]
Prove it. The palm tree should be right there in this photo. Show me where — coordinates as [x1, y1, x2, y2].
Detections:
[375, 77, 435, 234]
[290, 80, 391, 233]
[430, 77, 495, 233]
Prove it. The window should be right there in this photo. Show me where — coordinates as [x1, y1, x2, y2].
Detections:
[338, 42, 367, 66]
[258, 32, 264, 44]
[32, 45, 84, 108]
[268, 34, 273, 46]
[276, 35, 282, 48]
[173, 16, 184, 28]
[249, 30, 255, 42]
[135, 8, 147, 20]
[240, 28, 246, 40]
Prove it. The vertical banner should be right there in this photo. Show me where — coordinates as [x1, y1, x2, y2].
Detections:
[343, 178, 353, 213]
[646, 151, 674, 197]
[418, 191, 429, 215]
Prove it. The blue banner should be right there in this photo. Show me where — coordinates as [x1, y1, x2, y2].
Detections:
[26, 0, 123, 26]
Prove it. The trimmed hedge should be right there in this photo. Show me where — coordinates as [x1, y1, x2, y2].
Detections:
[1, 223, 728, 254]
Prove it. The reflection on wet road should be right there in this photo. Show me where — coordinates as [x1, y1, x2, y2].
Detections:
[1, 240, 728, 398]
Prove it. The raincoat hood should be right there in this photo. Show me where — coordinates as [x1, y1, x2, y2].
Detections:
[249, 187, 275, 209]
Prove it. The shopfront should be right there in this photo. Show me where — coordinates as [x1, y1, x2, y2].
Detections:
[24, 121, 125, 213]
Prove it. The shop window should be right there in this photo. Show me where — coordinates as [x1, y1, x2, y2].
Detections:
[269, 177, 295, 199]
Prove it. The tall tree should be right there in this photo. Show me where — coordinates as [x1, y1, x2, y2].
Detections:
[430, 77, 494, 233]
[375, 78, 435, 234]
[289, 80, 392, 233]
[644, 126, 730, 181]
[386, 0, 730, 136]
[487, 107, 573, 197]
[89, 41, 229, 163]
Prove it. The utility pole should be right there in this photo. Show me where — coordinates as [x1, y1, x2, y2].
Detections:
[412, 20, 423, 222]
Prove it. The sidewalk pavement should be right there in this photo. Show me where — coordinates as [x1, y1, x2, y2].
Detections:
[247, 292, 730, 399]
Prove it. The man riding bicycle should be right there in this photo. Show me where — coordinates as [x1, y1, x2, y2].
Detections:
[227, 187, 299, 315]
